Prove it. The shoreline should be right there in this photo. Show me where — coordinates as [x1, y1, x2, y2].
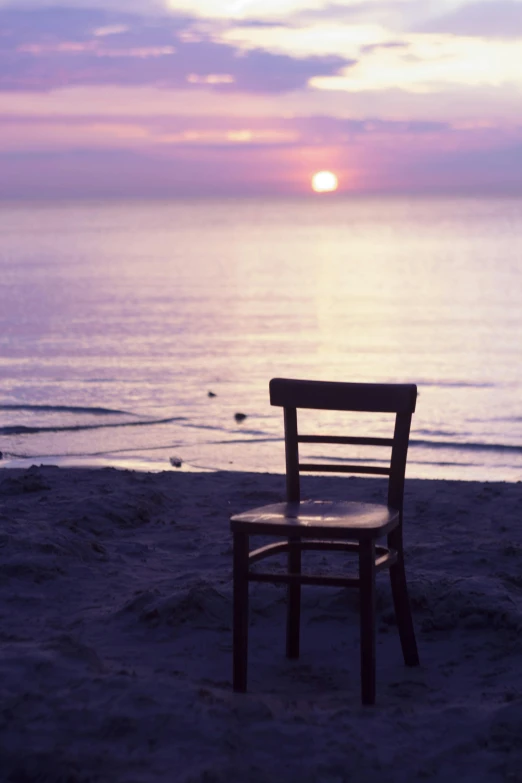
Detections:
[2, 450, 522, 484]
[1, 465, 522, 781]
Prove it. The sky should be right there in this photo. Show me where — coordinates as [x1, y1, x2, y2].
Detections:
[2, 0, 522, 197]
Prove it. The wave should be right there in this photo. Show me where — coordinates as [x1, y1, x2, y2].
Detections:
[0, 404, 130, 415]
[418, 381, 496, 389]
[309, 454, 479, 469]
[180, 422, 229, 432]
[305, 439, 522, 465]
[0, 416, 186, 436]
[410, 439, 522, 454]
[205, 436, 281, 445]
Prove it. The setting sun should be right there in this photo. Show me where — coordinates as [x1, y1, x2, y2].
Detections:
[311, 170, 338, 193]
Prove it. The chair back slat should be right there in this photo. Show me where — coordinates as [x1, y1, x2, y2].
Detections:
[272, 378, 416, 513]
[299, 464, 390, 476]
[270, 378, 417, 414]
[298, 435, 393, 447]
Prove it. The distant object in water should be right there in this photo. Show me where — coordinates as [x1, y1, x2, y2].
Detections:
[208, 391, 216, 397]
[234, 413, 247, 423]
[169, 456, 183, 468]
[0, 451, 3, 460]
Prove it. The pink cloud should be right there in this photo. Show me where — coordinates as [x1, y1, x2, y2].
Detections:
[2, 121, 522, 198]
[0, 7, 351, 94]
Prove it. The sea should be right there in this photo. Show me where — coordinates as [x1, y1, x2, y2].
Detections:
[1, 195, 521, 482]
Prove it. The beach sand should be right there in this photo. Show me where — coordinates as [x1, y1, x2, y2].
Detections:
[1, 465, 522, 782]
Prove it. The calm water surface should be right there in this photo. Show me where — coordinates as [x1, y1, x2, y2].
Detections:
[1, 196, 521, 481]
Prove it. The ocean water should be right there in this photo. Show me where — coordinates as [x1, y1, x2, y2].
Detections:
[1, 196, 521, 482]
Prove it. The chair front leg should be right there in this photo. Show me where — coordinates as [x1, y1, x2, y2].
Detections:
[286, 536, 301, 659]
[233, 531, 250, 692]
[359, 538, 376, 705]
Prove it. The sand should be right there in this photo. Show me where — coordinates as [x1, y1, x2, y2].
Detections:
[1, 464, 522, 782]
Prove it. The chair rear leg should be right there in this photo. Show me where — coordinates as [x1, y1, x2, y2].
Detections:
[233, 532, 249, 692]
[389, 555, 419, 667]
[359, 539, 376, 705]
[286, 537, 301, 659]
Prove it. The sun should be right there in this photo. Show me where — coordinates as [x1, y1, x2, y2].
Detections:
[311, 171, 338, 193]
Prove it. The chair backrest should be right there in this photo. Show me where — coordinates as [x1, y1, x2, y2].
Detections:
[269, 378, 417, 510]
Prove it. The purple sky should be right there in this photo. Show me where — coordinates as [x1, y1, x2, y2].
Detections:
[2, 0, 522, 197]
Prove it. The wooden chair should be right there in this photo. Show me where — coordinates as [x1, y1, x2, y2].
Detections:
[230, 378, 419, 705]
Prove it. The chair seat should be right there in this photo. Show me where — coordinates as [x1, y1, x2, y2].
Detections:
[231, 500, 399, 540]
